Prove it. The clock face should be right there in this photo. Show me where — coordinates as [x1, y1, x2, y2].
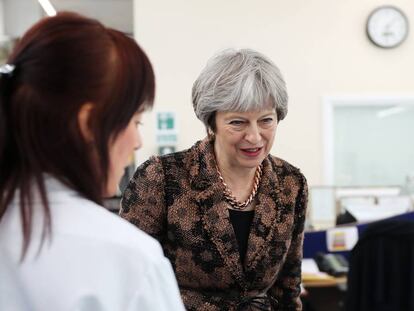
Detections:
[366, 6, 409, 48]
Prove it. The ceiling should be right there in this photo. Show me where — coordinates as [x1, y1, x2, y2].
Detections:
[0, 0, 133, 38]
[51, 0, 133, 34]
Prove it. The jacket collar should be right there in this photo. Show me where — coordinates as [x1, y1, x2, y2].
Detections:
[188, 137, 284, 287]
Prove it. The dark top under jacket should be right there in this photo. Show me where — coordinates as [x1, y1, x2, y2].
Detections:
[229, 209, 255, 266]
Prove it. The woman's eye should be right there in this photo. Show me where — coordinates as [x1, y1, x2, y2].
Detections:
[134, 121, 143, 128]
[261, 118, 274, 124]
[229, 120, 244, 126]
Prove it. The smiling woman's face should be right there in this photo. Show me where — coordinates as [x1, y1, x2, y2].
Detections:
[213, 105, 278, 172]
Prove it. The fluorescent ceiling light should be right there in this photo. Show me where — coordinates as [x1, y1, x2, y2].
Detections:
[376, 106, 405, 119]
[38, 0, 57, 16]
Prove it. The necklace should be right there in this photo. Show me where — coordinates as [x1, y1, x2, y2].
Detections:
[216, 164, 263, 210]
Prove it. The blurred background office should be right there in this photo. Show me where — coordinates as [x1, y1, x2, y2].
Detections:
[1, 1, 414, 310]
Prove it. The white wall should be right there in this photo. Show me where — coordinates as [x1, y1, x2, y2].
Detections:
[3, 0, 43, 38]
[0, 0, 5, 40]
[133, 0, 414, 186]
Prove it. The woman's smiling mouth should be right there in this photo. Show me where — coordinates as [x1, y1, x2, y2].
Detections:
[240, 147, 263, 157]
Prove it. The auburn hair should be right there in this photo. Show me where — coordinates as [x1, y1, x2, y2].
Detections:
[0, 12, 155, 257]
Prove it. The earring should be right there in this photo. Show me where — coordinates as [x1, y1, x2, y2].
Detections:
[207, 128, 215, 139]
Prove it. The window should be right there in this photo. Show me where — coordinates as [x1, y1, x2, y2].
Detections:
[323, 96, 414, 188]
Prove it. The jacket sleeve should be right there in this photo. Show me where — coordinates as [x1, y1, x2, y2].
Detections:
[269, 173, 308, 310]
[120, 156, 167, 242]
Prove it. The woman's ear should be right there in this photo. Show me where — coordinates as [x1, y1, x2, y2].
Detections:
[77, 103, 94, 143]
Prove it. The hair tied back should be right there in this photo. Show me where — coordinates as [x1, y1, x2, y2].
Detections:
[0, 64, 15, 77]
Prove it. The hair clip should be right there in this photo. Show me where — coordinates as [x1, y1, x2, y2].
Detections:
[0, 64, 15, 76]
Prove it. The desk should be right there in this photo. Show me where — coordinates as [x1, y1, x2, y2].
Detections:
[302, 276, 346, 311]
[303, 276, 346, 288]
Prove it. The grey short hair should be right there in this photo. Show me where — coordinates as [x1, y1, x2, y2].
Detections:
[192, 48, 288, 129]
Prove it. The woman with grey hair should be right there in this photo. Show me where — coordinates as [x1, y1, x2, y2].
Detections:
[121, 49, 308, 310]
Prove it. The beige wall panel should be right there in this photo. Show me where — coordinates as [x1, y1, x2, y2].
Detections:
[133, 0, 414, 186]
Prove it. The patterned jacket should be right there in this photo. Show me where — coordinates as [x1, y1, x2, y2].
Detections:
[120, 137, 308, 311]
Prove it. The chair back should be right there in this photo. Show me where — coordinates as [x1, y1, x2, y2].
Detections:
[346, 218, 414, 311]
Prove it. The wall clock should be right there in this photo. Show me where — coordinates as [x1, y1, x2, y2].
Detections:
[366, 6, 409, 48]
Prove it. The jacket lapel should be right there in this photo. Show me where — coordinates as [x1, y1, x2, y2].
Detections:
[244, 157, 283, 271]
[189, 138, 246, 286]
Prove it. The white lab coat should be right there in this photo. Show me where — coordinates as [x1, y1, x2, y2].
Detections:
[0, 177, 185, 311]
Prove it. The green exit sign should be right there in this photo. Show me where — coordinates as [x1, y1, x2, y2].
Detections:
[157, 112, 175, 130]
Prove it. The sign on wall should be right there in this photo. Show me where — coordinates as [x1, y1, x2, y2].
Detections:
[156, 111, 177, 155]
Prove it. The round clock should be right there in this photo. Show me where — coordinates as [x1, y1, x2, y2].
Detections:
[366, 6, 409, 48]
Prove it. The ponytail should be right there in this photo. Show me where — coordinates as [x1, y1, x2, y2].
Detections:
[0, 63, 17, 217]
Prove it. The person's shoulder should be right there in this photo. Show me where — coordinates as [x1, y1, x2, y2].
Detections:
[267, 155, 308, 190]
[158, 148, 189, 166]
[137, 139, 204, 171]
[268, 155, 304, 177]
[158, 139, 205, 163]
[54, 195, 164, 257]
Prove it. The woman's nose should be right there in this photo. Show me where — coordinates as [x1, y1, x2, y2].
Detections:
[244, 125, 261, 144]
